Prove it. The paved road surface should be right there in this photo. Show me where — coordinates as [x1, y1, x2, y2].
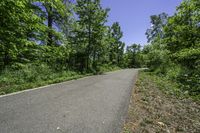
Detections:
[0, 69, 137, 133]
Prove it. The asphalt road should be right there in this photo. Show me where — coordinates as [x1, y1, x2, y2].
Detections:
[0, 69, 138, 133]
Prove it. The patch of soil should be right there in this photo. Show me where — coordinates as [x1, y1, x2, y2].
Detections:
[122, 74, 200, 133]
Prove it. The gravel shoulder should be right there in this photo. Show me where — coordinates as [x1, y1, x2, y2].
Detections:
[122, 72, 200, 133]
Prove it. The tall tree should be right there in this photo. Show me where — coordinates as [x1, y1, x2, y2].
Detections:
[164, 0, 200, 69]
[75, 0, 109, 71]
[33, 0, 72, 46]
[109, 22, 124, 65]
[163, 0, 200, 93]
[145, 12, 168, 43]
[0, 0, 42, 69]
[125, 44, 141, 68]
[142, 0, 200, 94]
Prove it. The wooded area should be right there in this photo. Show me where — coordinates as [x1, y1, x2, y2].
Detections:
[141, 0, 200, 97]
[0, 0, 199, 97]
[0, 0, 126, 72]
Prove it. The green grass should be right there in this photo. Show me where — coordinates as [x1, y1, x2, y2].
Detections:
[0, 63, 120, 95]
[1, 74, 93, 95]
[140, 71, 200, 101]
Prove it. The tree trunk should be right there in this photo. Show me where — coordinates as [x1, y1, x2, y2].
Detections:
[47, 4, 53, 46]
[87, 8, 91, 71]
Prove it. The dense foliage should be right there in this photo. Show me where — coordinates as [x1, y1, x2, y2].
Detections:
[0, 0, 125, 73]
[141, 0, 200, 97]
[0, 0, 126, 94]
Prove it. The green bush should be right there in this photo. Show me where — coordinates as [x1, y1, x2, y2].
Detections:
[165, 64, 182, 80]
[177, 67, 200, 96]
[1, 63, 51, 83]
[99, 64, 120, 73]
[0, 63, 84, 94]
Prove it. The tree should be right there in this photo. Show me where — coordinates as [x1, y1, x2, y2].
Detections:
[142, 0, 200, 95]
[125, 44, 142, 68]
[0, 0, 42, 69]
[145, 12, 168, 43]
[74, 0, 109, 71]
[32, 0, 72, 46]
[109, 22, 124, 65]
[163, 0, 200, 93]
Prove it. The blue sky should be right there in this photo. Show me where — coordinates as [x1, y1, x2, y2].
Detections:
[102, 0, 183, 46]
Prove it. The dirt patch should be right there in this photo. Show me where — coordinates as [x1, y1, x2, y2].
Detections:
[122, 72, 200, 133]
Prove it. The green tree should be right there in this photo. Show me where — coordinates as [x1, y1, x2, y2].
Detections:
[163, 0, 200, 93]
[74, 0, 109, 72]
[145, 12, 168, 43]
[142, 0, 200, 95]
[125, 44, 142, 68]
[109, 22, 124, 65]
[37, 0, 72, 46]
[0, 0, 42, 69]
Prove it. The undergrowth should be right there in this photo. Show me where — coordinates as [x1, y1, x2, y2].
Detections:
[143, 71, 200, 101]
[0, 63, 120, 95]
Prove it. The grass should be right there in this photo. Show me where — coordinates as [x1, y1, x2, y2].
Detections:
[144, 71, 200, 101]
[0, 63, 120, 95]
[122, 71, 200, 133]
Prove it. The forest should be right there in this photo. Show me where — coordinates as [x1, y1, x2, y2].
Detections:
[0, 0, 199, 98]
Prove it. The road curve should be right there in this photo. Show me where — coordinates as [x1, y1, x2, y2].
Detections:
[0, 69, 138, 133]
